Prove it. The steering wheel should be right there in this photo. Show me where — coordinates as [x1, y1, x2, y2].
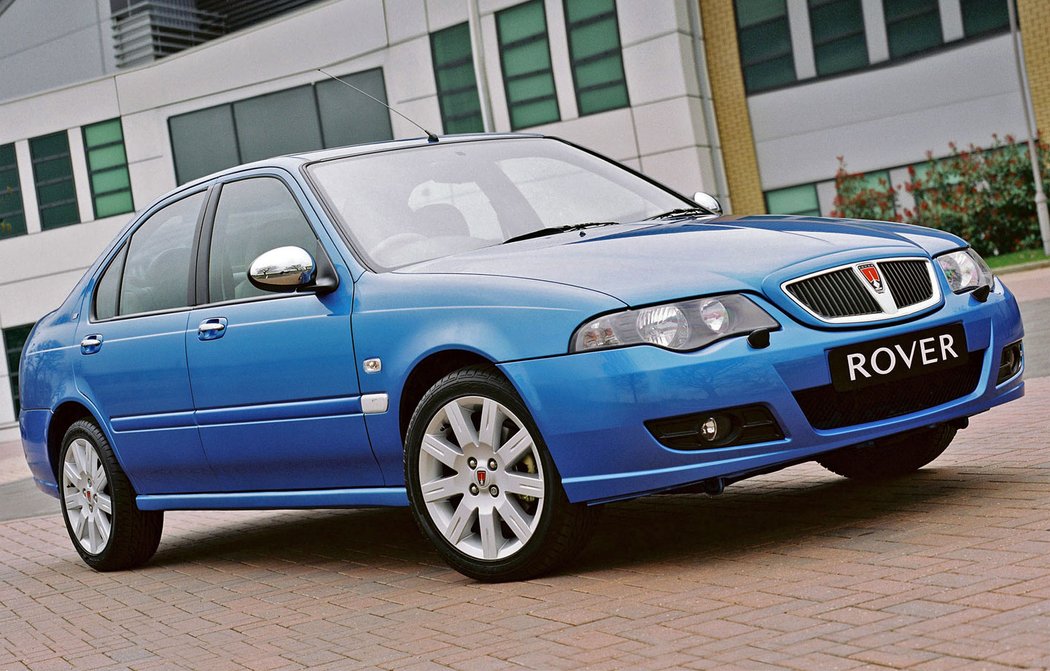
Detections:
[371, 232, 428, 263]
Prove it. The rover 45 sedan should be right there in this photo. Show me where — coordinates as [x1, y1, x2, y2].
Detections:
[19, 134, 1024, 581]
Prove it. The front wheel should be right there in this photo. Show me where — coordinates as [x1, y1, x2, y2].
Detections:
[404, 366, 597, 581]
[817, 424, 957, 481]
[59, 419, 164, 571]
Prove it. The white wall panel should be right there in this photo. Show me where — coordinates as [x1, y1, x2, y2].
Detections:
[617, 0, 686, 47]
[115, 0, 388, 114]
[749, 35, 1024, 188]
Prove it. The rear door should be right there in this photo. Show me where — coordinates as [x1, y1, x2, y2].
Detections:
[185, 172, 383, 491]
[74, 189, 218, 495]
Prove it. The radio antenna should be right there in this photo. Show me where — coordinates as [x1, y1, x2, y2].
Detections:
[317, 68, 439, 143]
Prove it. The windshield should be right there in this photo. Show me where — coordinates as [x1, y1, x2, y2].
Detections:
[306, 137, 693, 270]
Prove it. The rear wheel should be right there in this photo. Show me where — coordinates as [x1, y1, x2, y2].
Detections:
[59, 419, 164, 571]
[404, 365, 597, 581]
[817, 424, 957, 481]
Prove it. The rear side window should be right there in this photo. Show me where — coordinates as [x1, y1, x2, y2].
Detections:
[207, 177, 318, 303]
[117, 191, 205, 316]
[94, 243, 127, 320]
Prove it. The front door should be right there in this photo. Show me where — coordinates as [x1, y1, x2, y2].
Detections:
[185, 174, 382, 491]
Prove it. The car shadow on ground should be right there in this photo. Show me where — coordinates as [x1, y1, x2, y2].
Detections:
[141, 465, 969, 578]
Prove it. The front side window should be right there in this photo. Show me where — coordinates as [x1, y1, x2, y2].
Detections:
[884, 0, 941, 59]
[563, 0, 629, 115]
[29, 131, 79, 230]
[497, 0, 560, 129]
[735, 0, 796, 93]
[808, 0, 867, 76]
[207, 177, 319, 303]
[0, 143, 27, 239]
[308, 138, 692, 270]
[117, 191, 205, 316]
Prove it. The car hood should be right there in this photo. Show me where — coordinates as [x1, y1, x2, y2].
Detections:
[398, 215, 965, 307]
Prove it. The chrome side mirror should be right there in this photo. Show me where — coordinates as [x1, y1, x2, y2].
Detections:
[248, 246, 316, 292]
[693, 191, 723, 216]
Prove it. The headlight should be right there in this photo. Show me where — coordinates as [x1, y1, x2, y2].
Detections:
[935, 249, 994, 294]
[571, 294, 779, 353]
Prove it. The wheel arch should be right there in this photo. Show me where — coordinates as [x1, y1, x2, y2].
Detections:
[398, 349, 505, 443]
[46, 401, 101, 481]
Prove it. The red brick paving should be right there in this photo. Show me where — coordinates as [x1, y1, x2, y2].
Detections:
[1, 268, 1047, 670]
[1, 377, 1047, 669]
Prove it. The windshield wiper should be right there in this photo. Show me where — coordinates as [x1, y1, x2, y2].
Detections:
[502, 221, 621, 244]
[643, 207, 712, 221]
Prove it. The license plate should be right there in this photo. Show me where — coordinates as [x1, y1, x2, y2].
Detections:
[828, 323, 969, 391]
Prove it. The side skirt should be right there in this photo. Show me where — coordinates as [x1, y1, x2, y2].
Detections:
[136, 487, 408, 511]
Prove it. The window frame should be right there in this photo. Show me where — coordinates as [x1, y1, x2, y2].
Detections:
[734, 0, 797, 94]
[562, 0, 630, 117]
[82, 118, 135, 220]
[29, 131, 80, 230]
[496, 0, 561, 130]
[807, 0, 868, 77]
[430, 22, 485, 134]
[884, 0, 942, 60]
[0, 142, 27, 240]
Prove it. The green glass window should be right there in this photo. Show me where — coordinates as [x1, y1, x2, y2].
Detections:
[766, 184, 820, 215]
[431, 23, 484, 134]
[497, 0, 560, 129]
[0, 143, 27, 239]
[884, 0, 941, 60]
[4, 323, 35, 416]
[316, 68, 394, 148]
[29, 131, 79, 230]
[170, 69, 393, 185]
[808, 0, 867, 76]
[735, 0, 796, 93]
[564, 0, 629, 116]
[961, 0, 1009, 38]
[83, 119, 134, 219]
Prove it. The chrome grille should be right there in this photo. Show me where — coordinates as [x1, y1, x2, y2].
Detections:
[881, 260, 934, 309]
[782, 258, 938, 323]
[786, 268, 881, 319]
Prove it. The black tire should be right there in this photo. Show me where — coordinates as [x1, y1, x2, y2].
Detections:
[817, 424, 957, 481]
[59, 419, 164, 571]
[404, 365, 597, 582]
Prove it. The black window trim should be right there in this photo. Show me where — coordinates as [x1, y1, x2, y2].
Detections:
[82, 118, 134, 220]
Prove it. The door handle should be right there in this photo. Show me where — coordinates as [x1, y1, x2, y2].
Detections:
[80, 335, 103, 355]
[197, 318, 228, 341]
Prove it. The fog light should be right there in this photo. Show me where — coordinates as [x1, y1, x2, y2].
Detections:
[997, 340, 1023, 384]
[699, 416, 726, 442]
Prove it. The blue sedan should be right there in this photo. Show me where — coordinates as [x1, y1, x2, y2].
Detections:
[18, 134, 1024, 581]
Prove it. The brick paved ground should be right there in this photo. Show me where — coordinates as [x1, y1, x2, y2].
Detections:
[1, 268, 1048, 670]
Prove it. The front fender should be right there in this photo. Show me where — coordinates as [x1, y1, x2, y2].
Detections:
[351, 271, 625, 482]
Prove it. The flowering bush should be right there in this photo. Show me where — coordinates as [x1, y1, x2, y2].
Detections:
[833, 135, 1050, 257]
[831, 159, 899, 222]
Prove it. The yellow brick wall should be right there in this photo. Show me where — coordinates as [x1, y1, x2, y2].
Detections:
[1018, 0, 1050, 136]
[698, 0, 766, 215]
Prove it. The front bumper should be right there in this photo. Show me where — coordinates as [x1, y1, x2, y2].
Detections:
[499, 280, 1024, 504]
